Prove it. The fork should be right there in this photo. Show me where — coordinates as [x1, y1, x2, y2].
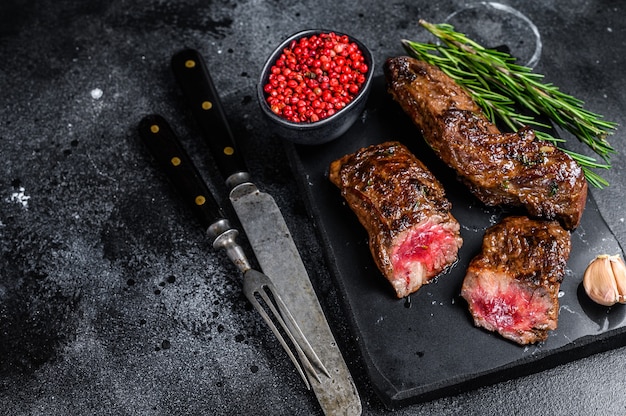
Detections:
[138, 114, 330, 389]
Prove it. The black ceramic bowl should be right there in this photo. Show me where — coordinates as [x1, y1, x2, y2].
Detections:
[257, 29, 374, 145]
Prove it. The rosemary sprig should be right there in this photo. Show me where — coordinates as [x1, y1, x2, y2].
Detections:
[401, 20, 618, 188]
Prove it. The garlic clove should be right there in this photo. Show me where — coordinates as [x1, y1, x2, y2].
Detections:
[583, 254, 623, 306]
[609, 255, 626, 304]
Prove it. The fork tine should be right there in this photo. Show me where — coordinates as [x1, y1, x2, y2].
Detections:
[255, 284, 325, 384]
[245, 291, 312, 389]
[251, 271, 331, 380]
[244, 270, 331, 387]
[263, 282, 332, 380]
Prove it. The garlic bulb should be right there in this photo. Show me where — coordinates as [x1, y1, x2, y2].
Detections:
[582, 254, 626, 306]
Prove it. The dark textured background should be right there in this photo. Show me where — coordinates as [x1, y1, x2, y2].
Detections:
[1, 0, 625, 415]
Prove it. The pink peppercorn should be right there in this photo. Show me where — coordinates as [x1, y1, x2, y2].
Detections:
[264, 32, 369, 123]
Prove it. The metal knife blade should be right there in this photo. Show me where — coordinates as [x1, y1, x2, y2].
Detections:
[171, 48, 361, 415]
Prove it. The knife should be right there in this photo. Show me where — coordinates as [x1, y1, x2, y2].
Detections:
[138, 114, 331, 390]
[171, 48, 362, 415]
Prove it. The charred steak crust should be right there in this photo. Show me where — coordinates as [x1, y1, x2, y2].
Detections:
[461, 216, 571, 345]
[329, 141, 463, 298]
[384, 56, 588, 230]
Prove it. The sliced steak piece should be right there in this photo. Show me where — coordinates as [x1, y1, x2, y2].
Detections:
[329, 141, 463, 298]
[461, 216, 571, 345]
[384, 56, 588, 230]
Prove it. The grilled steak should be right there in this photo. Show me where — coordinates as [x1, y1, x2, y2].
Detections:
[461, 216, 571, 345]
[329, 141, 463, 298]
[384, 56, 587, 230]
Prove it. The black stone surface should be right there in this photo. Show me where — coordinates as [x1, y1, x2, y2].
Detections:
[1, 0, 625, 415]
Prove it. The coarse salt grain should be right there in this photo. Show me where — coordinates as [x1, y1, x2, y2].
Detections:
[90, 88, 103, 100]
[9, 187, 31, 209]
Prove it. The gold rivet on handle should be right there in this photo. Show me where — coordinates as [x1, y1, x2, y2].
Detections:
[185, 59, 196, 68]
[201, 101, 213, 110]
[170, 157, 181, 166]
[195, 195, 206, 206]
[150, 124, 160, 133]
[223, 146, 234, 156]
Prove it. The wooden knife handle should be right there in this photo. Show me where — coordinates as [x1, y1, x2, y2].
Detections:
[170, 48, 249, 188]
[138, 114, 225, 231]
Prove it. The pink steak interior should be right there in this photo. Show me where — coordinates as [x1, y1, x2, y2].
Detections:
[467, 273, 555, 335]
[390, 219, 459, 296]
